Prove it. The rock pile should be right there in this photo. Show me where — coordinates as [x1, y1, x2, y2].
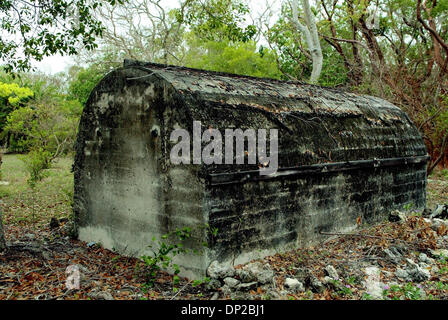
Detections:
[204, 203, 448, 300]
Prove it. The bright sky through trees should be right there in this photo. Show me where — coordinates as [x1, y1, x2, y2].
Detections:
[32, 0, 281, 74]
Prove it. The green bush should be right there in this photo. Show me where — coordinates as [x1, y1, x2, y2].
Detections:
[140, 227, 192, 289]
[4, 100, 81, 156]
[19, 148, 53, 187]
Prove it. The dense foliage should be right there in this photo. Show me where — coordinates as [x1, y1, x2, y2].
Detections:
[0, 0, 446, 172]
[0, 81, 34, 134]
[0, 0, 126, 72]
[0, 72, 82, 156]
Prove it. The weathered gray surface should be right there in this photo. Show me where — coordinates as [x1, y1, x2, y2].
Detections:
[73, 60, 428, 278]
[0, 206, 6, 251]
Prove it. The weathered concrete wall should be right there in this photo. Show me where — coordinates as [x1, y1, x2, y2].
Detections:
[73, 69, 209, 277]
[205, 164, 427, 266]
[74, 61, 429, 278]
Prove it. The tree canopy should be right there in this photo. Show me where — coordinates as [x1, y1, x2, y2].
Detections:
[0, 0, 447, 171]
[0, 0, 126, 72]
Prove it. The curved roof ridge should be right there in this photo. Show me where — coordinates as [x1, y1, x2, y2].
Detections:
[122, 59, 349, 93]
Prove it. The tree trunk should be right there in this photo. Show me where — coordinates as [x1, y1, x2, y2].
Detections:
[291, 0, 323, 84]
[0, 206, 6, 252]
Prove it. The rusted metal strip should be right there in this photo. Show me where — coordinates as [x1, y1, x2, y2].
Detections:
[208, 155, 430, 186]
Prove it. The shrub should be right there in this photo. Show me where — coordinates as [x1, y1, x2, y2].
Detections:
[140, 227, 192, 289]
[19, 148, 53, 187]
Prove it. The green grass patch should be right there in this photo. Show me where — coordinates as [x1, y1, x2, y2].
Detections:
[0, 154, 73, 228]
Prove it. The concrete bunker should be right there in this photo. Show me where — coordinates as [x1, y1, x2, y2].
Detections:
[73, 60, 429, 278]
